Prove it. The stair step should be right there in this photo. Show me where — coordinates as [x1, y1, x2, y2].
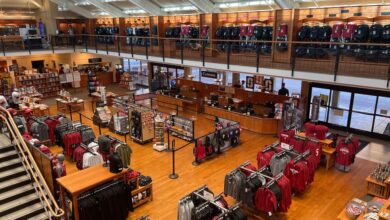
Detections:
[0, 166, 25, 180]
[0, 185, 36, 205]
[3, 202, 45, 220]
[27, 212, 50, 220]
[0, 193, 41, 216]
[0, 145, 15, 154]
[0, 158, 22, 173]
[0, 176, 31, 194]
[0, 151, 18, 163]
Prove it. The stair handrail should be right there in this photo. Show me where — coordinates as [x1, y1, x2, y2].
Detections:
[0, 107, 64, 218]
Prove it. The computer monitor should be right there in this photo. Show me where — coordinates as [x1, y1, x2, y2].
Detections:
[28, 29, 37, 35]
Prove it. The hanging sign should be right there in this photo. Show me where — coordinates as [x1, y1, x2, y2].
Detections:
[201, 71, 218, 79]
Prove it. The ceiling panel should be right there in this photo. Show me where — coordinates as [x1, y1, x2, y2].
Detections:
[108, 1, 136, 9]
[0, 0, 40, 9]
[152, 0, 192, 7]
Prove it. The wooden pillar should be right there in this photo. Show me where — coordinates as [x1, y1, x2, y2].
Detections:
[232, 72, 240, 86]
[147, 62, 154, 91]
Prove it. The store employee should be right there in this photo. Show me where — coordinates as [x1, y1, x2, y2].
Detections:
[278, 83, 289, 96]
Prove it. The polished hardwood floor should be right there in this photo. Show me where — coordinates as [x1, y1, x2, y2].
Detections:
[48, 101, 378, 220]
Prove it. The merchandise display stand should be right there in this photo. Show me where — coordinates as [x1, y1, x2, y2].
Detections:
[109, 95, 132, 135]
[87, 71, 99, 95]
[166, 114, 195, 142]
[129, 176, 153, 208]
[153, 114, 167, 151]
[193, 117, 240, 166]
[16, 73, 60, 97]
[129, 104, 155, 144]
[93, 106, 112, 127]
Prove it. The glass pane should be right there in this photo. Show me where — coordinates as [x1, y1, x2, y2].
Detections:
[353, 93, 376, 113]
[177, 69, 184, 78]
[350, 112, 373, 132]
[328, 108, 349, 126]
[376, 96, 390, 116]
[191, 67, 200, 81]
[311, 87, 330, 105]
[273, 77, 282, 92]
[373, 116, 390, 135]
[309, 104, 327, 122]
[225, 72, 233, 86]
[284, 78, 302, 96]
[330, 91, 351, 110]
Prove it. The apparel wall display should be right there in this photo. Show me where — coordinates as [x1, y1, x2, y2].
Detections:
[16, 73, 60, 97]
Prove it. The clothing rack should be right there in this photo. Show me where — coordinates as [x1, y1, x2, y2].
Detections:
[78, 179, 124, 200]
[79, 143, 97, 156]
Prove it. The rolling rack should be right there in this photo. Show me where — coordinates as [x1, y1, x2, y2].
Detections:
[128, 103, 155, 144]
[179, 185, 245, 220]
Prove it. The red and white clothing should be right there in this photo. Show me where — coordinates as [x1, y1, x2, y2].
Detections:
[304, 122, 316, 137]
[315, 125, 329, 140]
[284, 160, 310, 193]
[63, 132, 81, 157]
[289, 138, 305, 153]
[255, 187, 278, 213]
[276, 175, 292, 212]
[279, 129, 295, 144]
[257, 150, 276, 169]
[304, 141, 322, 167]
[194, 140, 206, 161]
[335, 138, 359, 166]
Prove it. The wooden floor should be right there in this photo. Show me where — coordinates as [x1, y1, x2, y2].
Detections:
[48, 101, 377, 220]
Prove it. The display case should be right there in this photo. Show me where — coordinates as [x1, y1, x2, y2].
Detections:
[166, 115, 194, 142]
[153, 114, 167, 151]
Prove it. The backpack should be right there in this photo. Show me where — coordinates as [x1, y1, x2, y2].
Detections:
[298, 26, 311, 41]
[369, 23, 384, 42]
[231, 26, 241, 39]
[309, 26, 320, 41]
[342, 23, 357, 40]
[253, 26, 263, 39]
[109, 152, 123, 173]
[318, 26, 332, 41]
[216, 26, 226, 39]
[383, 24, 390, 41]
[354, 24, 370, 42]
[262, 26, 273, 40]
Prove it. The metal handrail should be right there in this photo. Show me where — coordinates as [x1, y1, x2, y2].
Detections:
[0, 107, 64, 218]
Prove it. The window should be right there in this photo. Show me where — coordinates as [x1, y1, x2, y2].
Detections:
[353, 94, 376, 113]
[376, 96, 390, 116]
[191, 67, 200, 81]
[225, 71, 233, 86]
[122, 58, 130, 72]
[284, 78, 302, 95]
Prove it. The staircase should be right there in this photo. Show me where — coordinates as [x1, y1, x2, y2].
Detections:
[0, 135, 51, 220]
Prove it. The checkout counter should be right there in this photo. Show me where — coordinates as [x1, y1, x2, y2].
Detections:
[156, 86, 201, 113]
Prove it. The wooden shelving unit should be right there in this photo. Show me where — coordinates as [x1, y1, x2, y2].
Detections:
[129, 177, 153, 209]
[16, 73, 60, 97]
[366, 176, 389, 199]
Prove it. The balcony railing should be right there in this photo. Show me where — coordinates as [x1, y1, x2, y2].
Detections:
[2, 34, 390, 87]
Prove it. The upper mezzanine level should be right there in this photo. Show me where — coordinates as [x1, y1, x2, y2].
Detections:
[1, 34, 390, 91]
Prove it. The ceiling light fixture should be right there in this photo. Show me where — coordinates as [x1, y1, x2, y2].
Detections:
[218, 0, 273, 8]
[123, 9, 146, 14]
[162, 6, 197, 12]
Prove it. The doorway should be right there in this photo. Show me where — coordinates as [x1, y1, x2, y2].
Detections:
[31, 60, 44, 73]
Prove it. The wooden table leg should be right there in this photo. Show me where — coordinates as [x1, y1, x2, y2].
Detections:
[59, 186, 68, 220]
[73, 195, 79, 220]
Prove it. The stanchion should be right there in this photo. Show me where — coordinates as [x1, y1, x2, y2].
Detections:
[98, 124, 102, 135]
[79, 113, 82, 124]
[169, 139, 178, 179]
[165, 129, 172, 152]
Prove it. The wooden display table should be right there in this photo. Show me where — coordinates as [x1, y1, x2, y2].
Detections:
[337, 209, 364, 220]
[204, 105, 279, 135]
[379, 197, 390, 220]
[297, 132, 335, 170]
[56, 98, 85, 120]
[366, 176, 389, 199]
[156, 94, 201, 113]
[91, 91, 117, 107]
[57, 165, 127, 220]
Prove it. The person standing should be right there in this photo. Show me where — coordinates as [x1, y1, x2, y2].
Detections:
[278, 82, 290, 96]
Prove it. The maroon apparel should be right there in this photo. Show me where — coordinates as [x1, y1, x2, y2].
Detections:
[44, 118, 60, 142]
[279, 129, 295, 144]
[276, 175, 292, 212]
[304, 141, 322, 167]
[331, 23, 345, 38]
[242, 163, 257, 177]
[304, 155, 317, 183]
[342, 23, 357, 39]
[289, 138, 305, 153]
[247, 26, 255, 37]
[73, 146, 86, 170]
[335, 138, 358, 166]
[63, 132, 81, 157]
[255, 187, 278, 213]
[257, 150, 275, 169]
[304, 122, 316, 137]
[314, 125, 329, 140]
[194, 140, 206, 161]
[240, 26, 248, 37]
[284, 160, 310, 193]
[201, 26, 209, 37]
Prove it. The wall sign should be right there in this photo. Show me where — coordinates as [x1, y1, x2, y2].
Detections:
[341, 9, 349, 14]
[201, 71, 218, 79]
[264, 79, 273, 92]
[353, 12, 362, 16]
[329, 14, 337, 17]
[246, 76, 254, 89]
[88, 58, 102, 63]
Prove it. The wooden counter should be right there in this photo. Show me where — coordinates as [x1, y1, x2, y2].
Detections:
[204, 105, 279, 135]
[80, 71, 113, 87]
[156, 93, 201, 113]
[379, 197, 390, 220]
[57, 165, 127, 220]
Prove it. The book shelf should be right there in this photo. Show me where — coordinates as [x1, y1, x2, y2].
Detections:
[16, 73, 60, 97]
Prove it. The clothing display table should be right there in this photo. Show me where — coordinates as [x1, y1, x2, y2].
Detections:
[91, 91, 117, 107]
[298, 132, 335, 170]
[57, 165, 127, 220]
[56, 98, 85, 120]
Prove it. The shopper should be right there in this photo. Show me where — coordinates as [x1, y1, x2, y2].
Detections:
[278, 83, 290, 96]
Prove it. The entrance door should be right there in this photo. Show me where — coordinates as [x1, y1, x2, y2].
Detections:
[31, 60, 44, 73]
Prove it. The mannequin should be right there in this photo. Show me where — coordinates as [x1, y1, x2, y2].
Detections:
[0, 95, 8, 108]
[9, 90, 21, 109]
[53, 154, 66, 178]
